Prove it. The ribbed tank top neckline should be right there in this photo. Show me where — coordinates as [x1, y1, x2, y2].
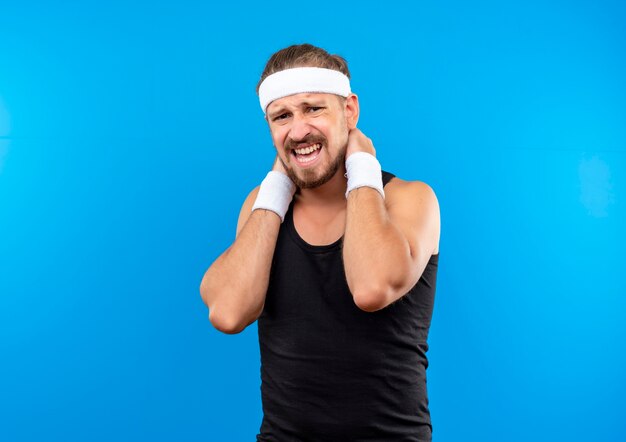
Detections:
[285, 170, 397, 254]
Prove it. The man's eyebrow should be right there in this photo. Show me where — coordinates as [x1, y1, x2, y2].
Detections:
[268, 107, 288, 119]
[268, 101, 326, 119]
[300, 100, 325, 107]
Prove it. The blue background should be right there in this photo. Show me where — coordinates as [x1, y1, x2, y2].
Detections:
[1, 1, 624, 441]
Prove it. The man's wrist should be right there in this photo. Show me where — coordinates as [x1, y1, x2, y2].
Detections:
[345, 152, 384, 199]
[252, 171, 296, 222]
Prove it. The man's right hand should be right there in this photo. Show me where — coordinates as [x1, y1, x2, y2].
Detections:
[272, 154, 289, 175]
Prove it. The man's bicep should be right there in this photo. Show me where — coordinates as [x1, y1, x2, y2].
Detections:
[236, 186, 260, 237]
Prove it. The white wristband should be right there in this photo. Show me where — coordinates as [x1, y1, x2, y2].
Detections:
[345, 152, 385, 199]
[252, 171, 296, 222]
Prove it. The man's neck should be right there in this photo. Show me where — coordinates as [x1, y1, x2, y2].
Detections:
[295, 165, 348, 208]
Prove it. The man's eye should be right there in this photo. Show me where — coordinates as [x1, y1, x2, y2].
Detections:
[308, 107, 323, 113]
[274, 113, 289, 121]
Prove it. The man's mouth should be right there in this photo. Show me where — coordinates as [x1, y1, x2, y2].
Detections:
[291, 143, 323, 165]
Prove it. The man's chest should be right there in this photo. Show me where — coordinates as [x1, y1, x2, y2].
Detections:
[292, 206, 346, 246]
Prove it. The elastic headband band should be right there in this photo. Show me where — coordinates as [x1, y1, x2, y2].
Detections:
[258, 67, 351, 114]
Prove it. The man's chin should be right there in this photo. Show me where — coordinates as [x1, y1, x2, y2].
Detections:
[287, 160, 343, 190]
[286, 169, 327, 190]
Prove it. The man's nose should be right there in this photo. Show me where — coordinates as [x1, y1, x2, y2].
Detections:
[288, 114, 312, 142]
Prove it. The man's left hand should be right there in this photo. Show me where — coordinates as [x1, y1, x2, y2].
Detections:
[346, 128, 376, 159]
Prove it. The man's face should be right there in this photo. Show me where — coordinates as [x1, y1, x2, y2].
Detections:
[266, 93, 351, 189]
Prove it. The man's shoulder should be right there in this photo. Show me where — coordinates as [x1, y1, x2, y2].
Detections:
[385, 177, 438, 204]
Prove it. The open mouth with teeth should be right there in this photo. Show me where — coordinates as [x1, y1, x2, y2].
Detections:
[291, 143, 323, 166]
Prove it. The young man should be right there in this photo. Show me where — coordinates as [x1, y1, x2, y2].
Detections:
[200, 44, 440, 441]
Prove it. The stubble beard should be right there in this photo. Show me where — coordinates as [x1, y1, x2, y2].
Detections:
[283, 136, 348, 190]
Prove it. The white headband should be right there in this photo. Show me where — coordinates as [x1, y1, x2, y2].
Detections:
[258, 67, 351, 114]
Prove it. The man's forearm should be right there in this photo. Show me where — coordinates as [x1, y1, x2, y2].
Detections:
[201, 209, 281, 333]
[343, 187, 413, 311]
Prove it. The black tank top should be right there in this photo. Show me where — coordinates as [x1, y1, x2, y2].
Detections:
[257, 171, 439, 442]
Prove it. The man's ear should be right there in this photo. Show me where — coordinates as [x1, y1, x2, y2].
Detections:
[343, 94, 360, 129]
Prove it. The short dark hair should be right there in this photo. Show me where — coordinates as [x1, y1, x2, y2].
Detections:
[256, 43, 351, 94]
